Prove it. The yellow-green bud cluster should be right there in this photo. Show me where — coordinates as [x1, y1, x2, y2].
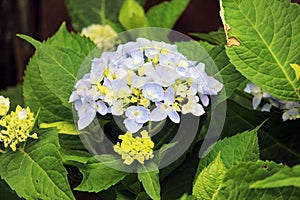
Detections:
[113, 130, 154, 165]
[0, 98, 37, 151]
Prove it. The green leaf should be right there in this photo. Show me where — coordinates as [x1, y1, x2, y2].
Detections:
[179, 193, 197, 200]
[198, 41, 216, 52]
[119, 0, 148, 30]
[209, 46, 245, 104]
[195, 127, 259, 178]
[146, 0, 190, 29]
[60, 148, 92, 164]
[221, 0, 300, 101]
[21, 23, 99, 123]
[214, 161, 300, 200]
[73, 159, 127, 192]
[192, 152, 227, 200]
[40, 121, 78, 135]
[224, 95, 300, 166]
[190, 28, 226, 45]
[136, 191, 149, 200]
[0, 129, 75, 199]
[0, 85, 24, 109]
[65, 0, 147, 31]
[137, 163, 160, 200]
[251, 164, 300, 188]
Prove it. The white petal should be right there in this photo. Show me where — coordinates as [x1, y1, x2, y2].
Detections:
[149, 107, 167, 122]
[124, 119, 143, 133]
[167, 109, 180, 123]
[78, 107, 96, 130]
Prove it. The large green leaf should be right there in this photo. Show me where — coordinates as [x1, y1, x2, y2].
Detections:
[137, 163, 160, 200]
[190, 28, 226, 45]
[214, 161, 300, 200]
[251, 164, 300, 188]
[210, 46, 245, 103]
[146, 0, 190, 29]
[192, 152, 227, 200]
[73, 160, 127, 193]
[221, 0, 300, 101]
[0, 129, 75, 199]
[21, 24, 98, 123]
[195, 127, 259, 178]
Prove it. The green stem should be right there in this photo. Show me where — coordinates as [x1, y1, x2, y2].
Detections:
[148, 120, 165, 135]
[148, 121, 152, 132]
[100, 0, 106, 24]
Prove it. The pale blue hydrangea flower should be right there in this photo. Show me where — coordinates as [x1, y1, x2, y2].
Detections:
[150, 87, 180, 123]
[145, 47, 159, 59]
[181, 96, 205, 116]
[73, 89, 107, 129]
[244, 83, 271, 110]
[245, 82, 300, 121]
[90, 58, 106, 84]
[145, 65, 179, 87]
[124, 106, 150, 133]
[123, 50, 144, 70]
[142, 83, 165, 102]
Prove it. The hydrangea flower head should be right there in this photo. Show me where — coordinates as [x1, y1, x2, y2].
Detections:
[70, 38, 223, 132]
[113, 130, 154, 165]
[0, 104, 37, 151]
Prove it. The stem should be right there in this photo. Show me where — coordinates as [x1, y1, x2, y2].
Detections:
[148, 120, 165, 135]
[100, 0, 106, 24]
[0, 149, 6, 154]
[148, 121, 153, 132]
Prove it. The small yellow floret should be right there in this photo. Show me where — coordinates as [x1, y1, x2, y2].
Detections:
[172, 102, 181, 112]
[0, 105, 37, 151]
[97, 84, 109, 95]
[139, 97, 150, 107]
[113, 130, 154, 165]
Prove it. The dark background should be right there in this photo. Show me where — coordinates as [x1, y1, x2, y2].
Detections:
[1, 0, 299, 90]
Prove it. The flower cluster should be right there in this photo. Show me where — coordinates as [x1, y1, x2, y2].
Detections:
[0, 96, 37, 151]
[245, 83, 300, 121]
[81, 24, 118, 50]
[113, 130, 154, 165]
[69, 38, 223, 132]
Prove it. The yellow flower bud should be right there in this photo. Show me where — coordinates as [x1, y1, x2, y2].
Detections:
[0, 105, 37, 151]
[113, 131, 154, 165]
